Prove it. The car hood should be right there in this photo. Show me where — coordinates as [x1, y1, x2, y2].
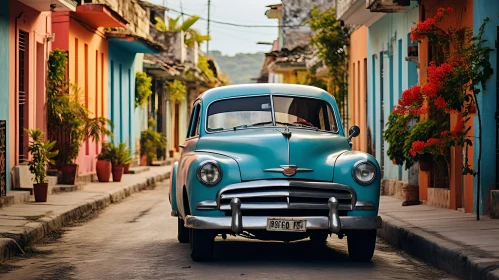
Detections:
[196, 128, 350, 181]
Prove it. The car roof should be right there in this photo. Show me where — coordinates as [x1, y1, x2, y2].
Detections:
[197, 83, 336, 105]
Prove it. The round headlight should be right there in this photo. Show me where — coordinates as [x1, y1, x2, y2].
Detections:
[352, 161, 376, 185]
[197, 160, 222, 186]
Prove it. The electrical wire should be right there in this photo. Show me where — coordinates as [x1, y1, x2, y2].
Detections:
[165, 7, 300, 28]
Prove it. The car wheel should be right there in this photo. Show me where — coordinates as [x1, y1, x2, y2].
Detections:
[347, 229, 377, 262]
[190, 229, 215, 262]
[309, 231, 328, 244]
[177, 218, 190, 243]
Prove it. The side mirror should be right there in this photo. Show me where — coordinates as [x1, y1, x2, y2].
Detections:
[347, 126, 360, 141]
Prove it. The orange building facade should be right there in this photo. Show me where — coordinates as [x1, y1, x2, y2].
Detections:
[51, 5, 127, 174]
[348, 26, 368, 153]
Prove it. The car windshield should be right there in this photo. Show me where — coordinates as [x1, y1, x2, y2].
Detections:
[206, 95, 337, 132]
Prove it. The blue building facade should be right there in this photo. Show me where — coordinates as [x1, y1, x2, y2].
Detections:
[108, 36, 160, 155]
[0, 2, 10, 192]
[473, 0, 499, 215]
[367, 6, 419, 184]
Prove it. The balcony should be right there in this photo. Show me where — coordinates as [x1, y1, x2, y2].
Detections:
[74, 4, 128, 28]
[336, 0, 384, 26]
[366, 0, 410, 13]
[17, 0, 77, 12]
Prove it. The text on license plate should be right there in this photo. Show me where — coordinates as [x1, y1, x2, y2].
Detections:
[266, 218, 306, 232]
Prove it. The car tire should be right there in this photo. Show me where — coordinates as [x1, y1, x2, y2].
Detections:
[309, 231, 328, 244]
[190, 229, 215, 262]
[347, 229, 377, 262]
[177, 218, 190, 243]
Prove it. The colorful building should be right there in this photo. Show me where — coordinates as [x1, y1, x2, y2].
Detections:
[264, 1, 333, 85]
[51, 3, 127, 174]
[0, 2, 9, 194]
[473, 0, 499, 215]
[416, 0, 474, 211]
[339, 0, 498, 215]
[106, 0, 162, 156]
[346, 26, 368, 153]
[8, 0, 76, 189]
[337, 0, 418, 203]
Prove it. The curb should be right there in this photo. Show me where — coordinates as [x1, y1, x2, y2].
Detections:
[378, 217, 499, 280]
[0, 171, 170, 263]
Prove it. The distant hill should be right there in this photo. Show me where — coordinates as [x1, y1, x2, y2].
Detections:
[210, 51, 265, 85]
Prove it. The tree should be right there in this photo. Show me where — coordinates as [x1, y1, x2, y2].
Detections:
[154, 16, 210, 47]
[307, 7, 351, 124]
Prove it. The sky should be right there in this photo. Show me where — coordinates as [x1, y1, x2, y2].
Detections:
[149, 0, 280, 56]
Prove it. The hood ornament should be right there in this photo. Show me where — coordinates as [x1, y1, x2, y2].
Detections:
[281, 126, 292, 138]
[264, 165, 313, 177]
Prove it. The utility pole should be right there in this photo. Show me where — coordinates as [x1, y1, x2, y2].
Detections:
[207, 0, 211, 54]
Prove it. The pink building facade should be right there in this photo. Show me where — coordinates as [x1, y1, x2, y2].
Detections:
[7, 0, 76, 189]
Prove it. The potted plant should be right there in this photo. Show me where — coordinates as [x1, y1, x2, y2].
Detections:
[384, 114, 412, 167]
[96, 143, 112, 182]
[46, 50, 113, 185]
[403, 120, 440, 172]
[25, 129, 59, 202]
[140, 118, 167, 166]
[109, 143, 132, 182]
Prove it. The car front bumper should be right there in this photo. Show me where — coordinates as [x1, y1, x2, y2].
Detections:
[184, 197, 382, 233]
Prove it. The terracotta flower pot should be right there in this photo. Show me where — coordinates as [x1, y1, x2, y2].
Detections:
[402, 184, 421, 206]
[112, 165, 125, 182]
[392, 159, 397, 165]
[33, 183, 48, 202]
[124, 163, 131, 174]
[419, 160, 432, 172]
[61, 164, 78, 185]
[96, 160, 112, 182]
[140, 155, 148, 167]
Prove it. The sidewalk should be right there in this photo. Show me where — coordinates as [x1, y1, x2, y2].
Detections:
[0, 165, 171, 262]
[378, 196, 499, 280]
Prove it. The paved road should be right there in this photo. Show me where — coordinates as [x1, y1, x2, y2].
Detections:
[0, 183, 454, 280]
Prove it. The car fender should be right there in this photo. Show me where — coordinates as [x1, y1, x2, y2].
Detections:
[176, 152, 241, 218]
[168, 162, 179, 214]
[333, 151, 381, 216]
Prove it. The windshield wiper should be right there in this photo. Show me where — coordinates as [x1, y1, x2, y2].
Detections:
[276, 121, 319, 130]
[233, 121, 273, 131]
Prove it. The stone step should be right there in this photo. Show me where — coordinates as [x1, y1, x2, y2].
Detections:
[0, 190, 31, 208]
[49, 184, 85, 194]
[151, 160, 169, 166]
[126, 167, 150, 175]
[77, 172, 97, 184]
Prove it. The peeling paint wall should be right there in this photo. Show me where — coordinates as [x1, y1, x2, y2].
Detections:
[282, 0, 334, 50]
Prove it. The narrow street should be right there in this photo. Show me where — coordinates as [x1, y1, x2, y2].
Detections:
[0, 183, 453, 280]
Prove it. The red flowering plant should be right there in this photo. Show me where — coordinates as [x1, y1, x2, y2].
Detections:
[384, 8, 493, 178]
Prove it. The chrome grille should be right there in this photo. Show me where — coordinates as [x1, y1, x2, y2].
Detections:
[216, 180, 356, 215]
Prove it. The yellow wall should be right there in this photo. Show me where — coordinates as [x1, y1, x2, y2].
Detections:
[348, 26, 368, 152]
[274, 69, 308, 85]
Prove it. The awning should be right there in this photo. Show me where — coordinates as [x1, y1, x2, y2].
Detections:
[74, 4, 128, 28]
[17, 0, 77, 12]
[143, 54, 180, 78]
[106, 33, 164, 54]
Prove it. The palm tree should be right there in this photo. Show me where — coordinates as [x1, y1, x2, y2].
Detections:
[154, 15, 210, 47]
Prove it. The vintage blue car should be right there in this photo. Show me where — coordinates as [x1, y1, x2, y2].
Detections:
[168, 84, 382, 262]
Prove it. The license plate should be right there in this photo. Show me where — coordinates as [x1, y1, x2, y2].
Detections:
[266, 218, 306, 232]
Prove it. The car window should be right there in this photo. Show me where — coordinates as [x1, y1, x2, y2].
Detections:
[187, 103, 201, 138]
[207, 96, 273, 131]
[273, 96, 337, 132]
